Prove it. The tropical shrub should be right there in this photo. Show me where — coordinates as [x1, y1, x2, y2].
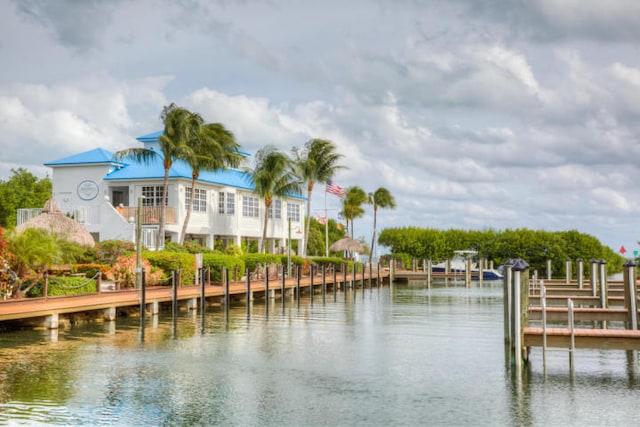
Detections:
[72, 263, 110, 278]
[242, 253, 283, 271]
[82, 240, 135, 265]
[27, 276, 97, 297]
[202, 254, 245, 282]
[145, 251, 195, 285]
[106, 255, 163, 288]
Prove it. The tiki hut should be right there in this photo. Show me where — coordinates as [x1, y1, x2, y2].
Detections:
[15, 199, 95, 247]
[329, 236, 365, 253]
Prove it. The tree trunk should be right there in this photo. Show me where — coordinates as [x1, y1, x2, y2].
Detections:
[369, 206, 377, 264]
[303, 183, 314, 257]
[179, 175, 197, 245]
[157, 171, 170, 250]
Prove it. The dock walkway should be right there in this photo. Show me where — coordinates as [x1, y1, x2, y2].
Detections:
[0, 268, 389, 329]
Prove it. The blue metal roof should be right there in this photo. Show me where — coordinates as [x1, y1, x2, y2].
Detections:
[44, 148, 120, 166]
[45, 134, 305, 200]
[136, 131, 163, 143]
[105, 155, 253, 189]
[136, 130, 252, 157]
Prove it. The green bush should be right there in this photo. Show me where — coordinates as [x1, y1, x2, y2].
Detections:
[27, 276, 97, 297]
[242, 253, 283, 271]
[202, 254, 245, 282]
[145, 251, 195, 285]
[83, 240, 135, 265]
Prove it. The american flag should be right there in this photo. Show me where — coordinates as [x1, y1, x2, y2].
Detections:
[325, 180, 345, 197]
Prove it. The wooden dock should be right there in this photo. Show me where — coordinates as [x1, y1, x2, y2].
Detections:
[505, 260, 640, 373]
[0, 268, 389, 330]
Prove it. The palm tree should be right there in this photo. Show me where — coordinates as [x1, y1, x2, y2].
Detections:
[368, 187, 396, 264]
[115, 103, 193, 250]
[341, 186, 367, 239]
[244, 145, 301, 253]
[292, 139, 344, 257]
[180, 122, 243, 244]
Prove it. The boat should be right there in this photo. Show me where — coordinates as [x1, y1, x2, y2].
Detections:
[432, 250, 503, 280]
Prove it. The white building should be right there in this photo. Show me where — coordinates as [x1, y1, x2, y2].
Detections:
[39, 131, 305, 252]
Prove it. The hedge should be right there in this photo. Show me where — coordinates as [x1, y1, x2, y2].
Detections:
[202, 254, 245, 282]
[145, 251, 196, 285]
[27, 277, 97, 297]
[241, 253, 284, 272]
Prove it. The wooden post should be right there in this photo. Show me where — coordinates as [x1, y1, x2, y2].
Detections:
[172, 270, 178, 319]
[599, 259, 607, 308]
[389, 258, 394, 284]
[426, 259, 432, 288]
[361, 263, 365, 288]
[44, 271, 49, 299]
[623, 261, 638, 330]
[577, 258, 583, 289]
[265, 266, 270, 303]
[541, 280, 547, 370]
[512, 266, 521, 373]
[568, 298, 575, 371]
[296, 265, 301, 298]
[546, 259, 552, 280]
[465, 258, 472, 287]
[225, 267, 230, 307]
[246, 267, 251, 306]
[503, 263, 513, 357]
[333, 265, 337, 299]
[140, 268, 146, 323]
[310, 265, 314, 299]
[322, 265, 326, 301]
[200, 266, 208, 314]
[342, 263, 347, 290]
[353, 262, 357, 288]
[281, 264, 286, 299]
[590, 259, 598, 297]
[565, 258, 571, 284]
[368, 262, 372, 288]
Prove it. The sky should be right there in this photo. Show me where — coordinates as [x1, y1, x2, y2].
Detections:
[1, 0, 640, 253]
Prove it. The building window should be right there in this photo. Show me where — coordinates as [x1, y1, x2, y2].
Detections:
[218, 192, 235, 214]
[218, 192, 225, 214]
[142, 186, 165, 206]
[287, 203, 300, 222]
[242, 195, 259, 217]
[268, 199, 282, 219]
[185, 188, 207, 212]
[227, 193, 235, 215]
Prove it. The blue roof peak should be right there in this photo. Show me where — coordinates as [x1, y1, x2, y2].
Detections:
[44, 148, 117, 167]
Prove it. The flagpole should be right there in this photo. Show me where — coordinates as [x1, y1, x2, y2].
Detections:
[325, 189, 329, 257]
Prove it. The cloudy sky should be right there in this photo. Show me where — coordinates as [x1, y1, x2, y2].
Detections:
[2, 0, 640, 252]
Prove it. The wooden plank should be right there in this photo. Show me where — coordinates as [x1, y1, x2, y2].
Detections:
[528, 307, 629, 322]
[524, 327, 640, 350]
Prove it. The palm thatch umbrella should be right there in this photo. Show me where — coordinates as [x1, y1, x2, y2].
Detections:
[329, 236, 364, 253]
[15, 199, 95, 247]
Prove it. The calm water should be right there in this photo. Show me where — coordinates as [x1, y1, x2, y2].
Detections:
[1, 281, 639, 426]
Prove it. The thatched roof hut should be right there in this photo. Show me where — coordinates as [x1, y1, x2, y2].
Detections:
[329, 236, 364, 253]
[15, 199, 95, 247]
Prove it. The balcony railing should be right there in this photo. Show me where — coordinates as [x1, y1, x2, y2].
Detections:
[121, 206, 177, 225]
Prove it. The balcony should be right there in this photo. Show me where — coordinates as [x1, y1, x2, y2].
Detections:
[120, 206, 177, 225]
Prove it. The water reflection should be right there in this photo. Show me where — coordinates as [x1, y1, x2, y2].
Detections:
[0, 283, 639, 425]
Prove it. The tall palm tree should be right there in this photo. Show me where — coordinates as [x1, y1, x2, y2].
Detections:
[244, 145, 301, 253]
[368, 187, 396, 264]
[180, 122, 243, 244]
[115, 103, 193, 250]
[292, 139, 344, 257]
[341, 186, 367, 239]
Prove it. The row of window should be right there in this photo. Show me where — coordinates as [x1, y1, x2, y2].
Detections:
[142, 186, 301, 221]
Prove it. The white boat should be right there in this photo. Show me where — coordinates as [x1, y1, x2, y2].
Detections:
[432, 250, 503, 280]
